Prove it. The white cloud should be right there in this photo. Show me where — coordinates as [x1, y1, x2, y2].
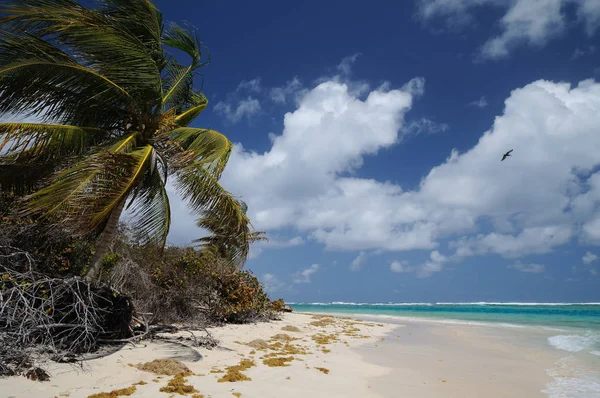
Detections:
[221, 77, 600, 259]
[417, 250, 448, 277]
[417, 0, 600, 60]
[270, 77, 303, 104]
[390, 260, 410, 273]
[507, 262, 546, 273]
[583, 251, 598, 264]
[402, 77, 426, 97]
[293, 264, 320, 284]
[404, 118, 449, 135]
[350, 251, 367, 271]
[480, 0, 567, 60]
[246, 236, 304, 260]
[577, 0, 600, 36]
[450, 226, 574, 259]
[468, 96, 488, 108]
[214, 97, 261, 123]
[389, 251, 448, 277]
[167, 73, 600, 276]
[238, 78, 262, 92]
[261, 273, 288, 293]
[337, 53, 361, 75]
[213, 77, 264, 123]
[583, 215, 600, 244]
[248, 247, 263, 260]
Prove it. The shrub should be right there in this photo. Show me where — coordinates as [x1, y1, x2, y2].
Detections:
[100, 231, 278, 325]
[0, 197, 94, 277]
[270, 299, 286, 312]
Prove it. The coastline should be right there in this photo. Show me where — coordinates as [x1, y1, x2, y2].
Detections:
[0, 313, 394, 398]
[2, 312, 597, 398]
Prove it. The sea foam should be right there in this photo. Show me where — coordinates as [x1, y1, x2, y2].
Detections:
[548, 332, 600, 354]
[543, 356, 600, 398]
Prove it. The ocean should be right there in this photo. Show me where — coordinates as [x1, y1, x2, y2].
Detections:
[289, 302, 600, 397]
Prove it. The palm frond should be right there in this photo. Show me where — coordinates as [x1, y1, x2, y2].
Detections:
[0, 30, 75, 67]
[174, 92, 208, 127]
[162, 127, 232, 177]
[127, 167, 171, 247]
[0, 0, 161, 98]
[100, 0, 163, 56]
[162, 22, 206, 64]
[162, 60, 194, 108]
[175, 164, 251, 268]
[23, 145, 154, 233]
[0, 61, 130, 127]
[0, 122, 109, 160]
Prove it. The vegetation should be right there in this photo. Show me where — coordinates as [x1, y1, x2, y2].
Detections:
[217, 359, 256, 383]
[159, 373, 198, 395]
[100, 226, 280, 325]
[0, 0, 288, 381]
[87, 386, 137, 398]
[0, 0, 256, 282]
[133, 359, 191, 376]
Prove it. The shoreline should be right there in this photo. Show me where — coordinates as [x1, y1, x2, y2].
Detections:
[0, 313, 395, 398]
[1, 312, 595, 398]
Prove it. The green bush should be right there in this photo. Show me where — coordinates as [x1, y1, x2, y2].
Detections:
[147, 248, 274, 324]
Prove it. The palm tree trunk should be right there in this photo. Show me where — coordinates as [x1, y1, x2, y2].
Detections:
[84, 200, 126, 282]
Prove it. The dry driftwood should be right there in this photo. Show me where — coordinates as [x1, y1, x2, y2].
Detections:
[0, 246, 140, 378]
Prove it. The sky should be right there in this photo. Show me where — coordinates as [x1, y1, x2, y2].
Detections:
[153, 0, 600, 303]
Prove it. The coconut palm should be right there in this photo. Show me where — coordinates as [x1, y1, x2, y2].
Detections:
[0, 0, 253, 280]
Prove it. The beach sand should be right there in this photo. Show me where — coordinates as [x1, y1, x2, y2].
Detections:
[0, 313, 559, 398]
[356, 317, 561, 398]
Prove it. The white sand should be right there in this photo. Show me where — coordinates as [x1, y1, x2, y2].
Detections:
[0, 313, 394, 398]
[0, 314, 561, 398]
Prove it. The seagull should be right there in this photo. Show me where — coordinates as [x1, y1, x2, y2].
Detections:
[501, 149, 513, 161]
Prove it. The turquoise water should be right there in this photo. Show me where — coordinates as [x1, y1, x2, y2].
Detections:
[289, 302, 600, 330]
[290, 302, 600, 397]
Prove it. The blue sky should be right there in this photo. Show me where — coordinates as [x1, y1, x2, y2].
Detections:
[155, 0, 600, 303]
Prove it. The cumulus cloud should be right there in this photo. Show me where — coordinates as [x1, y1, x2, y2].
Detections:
[167, 71, 600, 277]
[214, 97, 261, 123]
[507, 262, 546, 273]
[468, 96, 488, 108]
[417, 250, 449, 277]
[390, 251, 448, 277]
[293, 264, 320, 284]
[479, 0, 567, 60]
[218, 76, 600, 264]
[583, 251, 598, 264]
[350, 251, 367, 271]
[417, 0, 600, 60]
[450, 226, 574, 259]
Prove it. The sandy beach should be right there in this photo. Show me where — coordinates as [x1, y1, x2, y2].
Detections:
[0, 313, 563, 398]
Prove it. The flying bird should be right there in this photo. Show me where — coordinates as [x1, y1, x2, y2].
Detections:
[501, 149, 513, 161]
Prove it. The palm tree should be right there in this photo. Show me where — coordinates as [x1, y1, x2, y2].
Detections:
[196, 200, 268, 263]
[0, 0, 253, 280]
